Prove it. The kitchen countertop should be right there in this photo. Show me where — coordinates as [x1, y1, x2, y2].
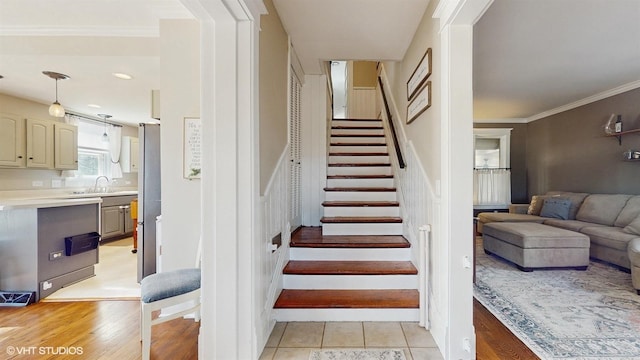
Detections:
[0, 189, 138, 211]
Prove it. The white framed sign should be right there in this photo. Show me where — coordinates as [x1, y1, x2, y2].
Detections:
[407, 81, 431, 124]
[407, 48, 432, 101]
[183, 117, 201, 179]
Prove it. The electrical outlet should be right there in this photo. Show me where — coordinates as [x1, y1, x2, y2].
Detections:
[49, 251, 64, 261]
[32, 180, 43, 187]
[51, 179, 62, 188]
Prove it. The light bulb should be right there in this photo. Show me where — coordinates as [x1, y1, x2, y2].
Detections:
[49, 101, 65, 117]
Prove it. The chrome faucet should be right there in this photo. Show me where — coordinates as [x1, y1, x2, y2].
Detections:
[93, 176, 110, 193]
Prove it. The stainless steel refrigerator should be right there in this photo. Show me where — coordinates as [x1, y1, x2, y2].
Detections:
[137, 123, 161, 282]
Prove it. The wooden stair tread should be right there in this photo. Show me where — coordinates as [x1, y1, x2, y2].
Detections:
[327, 175, 393, 179]
[328, 163, 390, 167]
[274, 289, 419, 309]
[329, 152, 389, 156]
[331, 134, 385, 138]
[331, 126, 383, 130]
[322, 201, 399, 207]
[290, 227, 409, 248]
[284, 261, 417, 275]
[320, 216, 402, 224]
[324, 187, 396, 192]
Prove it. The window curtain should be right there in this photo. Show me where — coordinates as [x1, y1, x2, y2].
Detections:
[60, 114, 81, 178]
[108, 125, 123, 178]
[473, 169, 511, 206]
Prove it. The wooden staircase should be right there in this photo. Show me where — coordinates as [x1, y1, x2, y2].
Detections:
[274, 119, 419, 321]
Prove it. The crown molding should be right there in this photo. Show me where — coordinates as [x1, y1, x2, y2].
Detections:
[0, 26, 158, 37]
[527, 79, 640, 123]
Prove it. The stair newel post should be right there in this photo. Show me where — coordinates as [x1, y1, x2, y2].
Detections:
[419, 225, 431, 329]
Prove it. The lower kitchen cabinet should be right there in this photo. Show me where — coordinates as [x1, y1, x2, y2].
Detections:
[101, 195, 137, 241]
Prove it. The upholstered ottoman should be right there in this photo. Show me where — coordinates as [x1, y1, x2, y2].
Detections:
[483, 222, 590, 271]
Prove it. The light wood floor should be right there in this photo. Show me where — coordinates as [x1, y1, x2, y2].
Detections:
[0, 300, 198, 360]
[0, 299, 535, 359]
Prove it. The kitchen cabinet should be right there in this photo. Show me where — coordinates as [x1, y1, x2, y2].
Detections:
[101, 195, 137, 241]
[120, 136, 139, 172]
[0, 113, 26, 167]
[0, 115, 78, 170]
[26, 118, 54, 168]
[54, 122, 78, 169]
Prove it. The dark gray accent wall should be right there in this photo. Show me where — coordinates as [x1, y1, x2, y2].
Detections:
[474, 123, 529, 203]
[526, 88, 640, 197]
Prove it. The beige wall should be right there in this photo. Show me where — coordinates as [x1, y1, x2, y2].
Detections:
[352, 61, 377, 88]
[0, 93, 137, 191]
[383, 0, 441, 188]
[158, 19, 201, 270]
[259, 0, 289, 194]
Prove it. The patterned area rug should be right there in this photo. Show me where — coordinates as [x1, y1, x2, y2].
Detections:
[309, 349, 405, 360]
[475, 245, 640, 359]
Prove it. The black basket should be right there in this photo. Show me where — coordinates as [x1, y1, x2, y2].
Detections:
[65, 232, 101, 256]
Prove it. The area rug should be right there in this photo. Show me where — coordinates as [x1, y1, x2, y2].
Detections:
[475, 245, 640, 359]
[309, 349, 405, 360]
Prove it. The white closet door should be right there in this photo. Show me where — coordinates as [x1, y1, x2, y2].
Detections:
[289, 70, 302, 230]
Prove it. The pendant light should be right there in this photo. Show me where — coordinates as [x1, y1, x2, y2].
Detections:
[97, 114, 112, 142]
[42, 71, 69, 118]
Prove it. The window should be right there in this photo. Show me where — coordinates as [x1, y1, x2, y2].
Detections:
[77, 120, 111, 177]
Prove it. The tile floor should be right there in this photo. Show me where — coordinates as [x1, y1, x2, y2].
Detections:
[259, 321, 444, 360]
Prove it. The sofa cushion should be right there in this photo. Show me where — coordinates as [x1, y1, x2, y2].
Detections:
[528, 195, 552, 215]
[624, 214, 640, 236]
[542, 219, 606, 232]
[478, 212, 544, 224]
[575, 194, 633, 226]
[539, 198, 572, 219]
[615, 195, 640, 228]
[546, 191, 589, 220]
[580, 226, 639, 251]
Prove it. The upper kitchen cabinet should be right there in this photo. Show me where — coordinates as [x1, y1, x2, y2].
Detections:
[0, 113, 26, 167]
[121, 136, 139, 172]
[54, 122, 78, 170]
[26, 118, 54, 169]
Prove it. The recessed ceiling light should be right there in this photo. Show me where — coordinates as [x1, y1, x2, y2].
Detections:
[88, 104, 101, 108]
[112, 72, 133, 80]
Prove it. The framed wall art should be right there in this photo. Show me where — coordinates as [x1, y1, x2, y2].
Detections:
[407, 48, 432, 101]
[407, 81, 431, 124]
[184, 117, 202, 179]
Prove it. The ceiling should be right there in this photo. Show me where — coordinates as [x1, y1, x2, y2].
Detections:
[0, 0, 192, 126]
[473, 0, 640, 121]
[1, 0, 639, 126]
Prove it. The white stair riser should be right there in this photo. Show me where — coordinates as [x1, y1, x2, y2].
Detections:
[274, 308, 419, 322]
[290, 247, 411, 261]
[323, 206, 400, 217]
[324, 191, 396, 202]
[322, 223, 403, 236]
[329, 155, 390, 164]
[330, 136, 386, 144]
[330, 145, 388, 153]
[332, 128, 384, 136]
[283, 274, 417, 290]
[332, 120, 382, 127]
[327, 166, 392, 176]
[327, 178, 394, 188]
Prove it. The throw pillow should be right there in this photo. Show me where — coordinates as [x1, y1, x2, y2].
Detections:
[623, 215, 640, 236]
[528, 195, 550, 215]
[539, 198, 572, 220]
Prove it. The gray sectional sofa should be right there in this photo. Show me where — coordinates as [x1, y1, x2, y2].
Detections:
[477, 192, 640, 293]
